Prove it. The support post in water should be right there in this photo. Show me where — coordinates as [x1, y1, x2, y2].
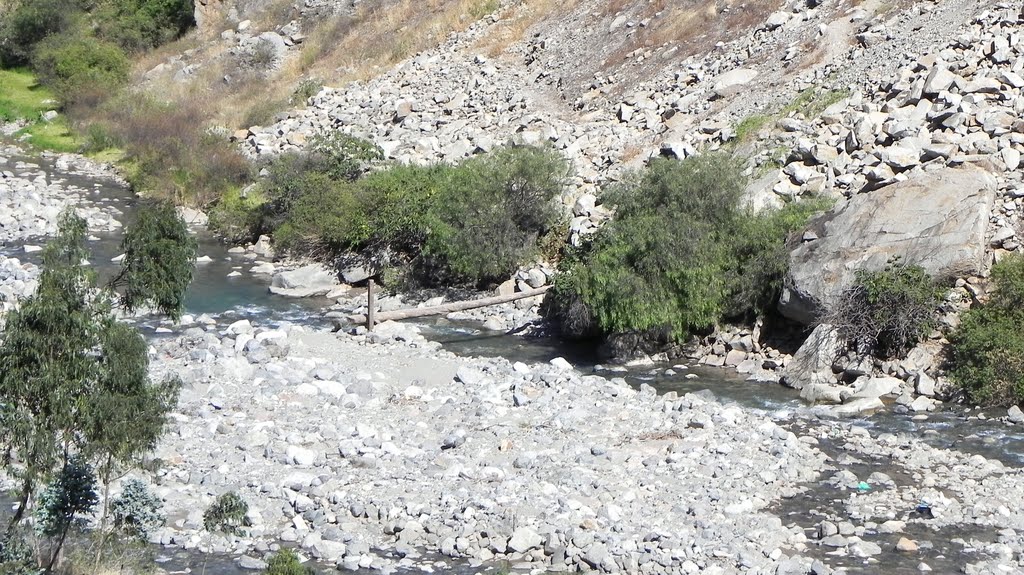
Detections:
[367, 280, 376, 331]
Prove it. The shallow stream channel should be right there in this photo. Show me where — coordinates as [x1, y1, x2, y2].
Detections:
[3, 150, 1024, 574]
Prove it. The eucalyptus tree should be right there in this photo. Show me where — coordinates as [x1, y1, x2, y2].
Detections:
[0, 203, 195, 563]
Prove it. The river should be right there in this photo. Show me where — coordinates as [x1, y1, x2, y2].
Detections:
[4, 149, 1024, 574]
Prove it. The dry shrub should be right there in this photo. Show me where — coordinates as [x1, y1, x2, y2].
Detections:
[95, 94, 252, 205]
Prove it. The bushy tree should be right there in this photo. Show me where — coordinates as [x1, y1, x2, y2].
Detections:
[110, 479, 165, 540]
[30, 34, 130, 106]
[94, 0, 195, 53]
[0, 211, 104, 527]
[0, 208, 192, 569]
[421, 145, 567, 284]
[242, 144, 568, 287]
[34, 456, 99, 570]
[548, 155, 729, 339]
[546, 154, 826, 346]
[949, 254, 1024, 405]
[203, 492, 249, 536]
[109, 201, 197, 320]
[0, 0, 85, 66]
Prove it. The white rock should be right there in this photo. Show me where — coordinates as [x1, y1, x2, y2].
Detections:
[286, 445, 317, 466]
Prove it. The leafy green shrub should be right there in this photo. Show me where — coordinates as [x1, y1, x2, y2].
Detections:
[242, 98, 287, 129]
[244, 144, 567, 286]
[822, 258, 943, 359]
[209, 186, 265, 244]
[291, 78, 324, 106]
[419, 146, 567, 284]
[31, 34, 130, 106]
[0, 529, 38, 575]
[308, 131, 384, 182]
[203, 492, 249, 536]
[273, 178, 368, 257]
[725, 197, 834, 319]
[111, 479, 165, 540]
[0, 0, 85, 67]
[949, 255, 1024, 406]
[546, 154, 818, 341]
[94, 0, 195, 53]
[264, 548, 315, 575]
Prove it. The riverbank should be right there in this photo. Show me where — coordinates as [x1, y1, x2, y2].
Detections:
[145, 317, 829, 574]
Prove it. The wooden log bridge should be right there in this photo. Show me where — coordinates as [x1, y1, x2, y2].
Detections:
[345, 284, 552, 329]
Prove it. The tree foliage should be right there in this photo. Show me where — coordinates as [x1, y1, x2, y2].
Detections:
[0, 0, 84, 67]
[0, 0, 194, 105]
[110, 201, 197, 320]
[949, 254, 1024, 406]
[264, 548, 315, 575]
[222, 143, 569, 287]
[34, 455, 99, 569]
[30, 34, 130, 106]
[0, 208, 191, 566]
[111, 479, 165, 540]
[0, 529, 37, 575]
[0, 211, 104, 526]
[546, 154, 825, 344]
[203, 492, 249, 536]
[94, 0, 195, 54]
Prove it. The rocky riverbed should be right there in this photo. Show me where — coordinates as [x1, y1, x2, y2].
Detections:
[3, 143, 1024, 574]
[0, 147, 126, 313]
[120, 315, 1022, 575]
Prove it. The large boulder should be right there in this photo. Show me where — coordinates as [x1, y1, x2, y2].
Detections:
[781, 324, 843, 389]
[779, 167, 996, 324]
[270, 264, 339, 297]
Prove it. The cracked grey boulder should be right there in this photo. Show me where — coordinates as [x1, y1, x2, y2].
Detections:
[780, 167, 996, 325]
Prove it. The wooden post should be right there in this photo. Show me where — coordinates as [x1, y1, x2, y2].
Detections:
[366, 280, 376, 331]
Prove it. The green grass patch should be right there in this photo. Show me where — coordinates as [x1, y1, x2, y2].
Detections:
[734, 114, 771, 143]
[782, 88, 849, 120]
[0, 68, 59, 120]
[13, 120, 79, 152]
[1, 67, 81, 152]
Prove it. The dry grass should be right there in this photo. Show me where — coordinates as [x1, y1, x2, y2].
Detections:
[114, 0, 504, 147]
[473, 0, 580, 58]
[299, 0, 500, 83]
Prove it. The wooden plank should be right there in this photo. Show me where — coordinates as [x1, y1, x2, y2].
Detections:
[344, 285, 551, 326]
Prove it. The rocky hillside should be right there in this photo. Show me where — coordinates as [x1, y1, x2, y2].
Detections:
[133, 0, 1024, 400]
[145, 0, 1010, 245]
